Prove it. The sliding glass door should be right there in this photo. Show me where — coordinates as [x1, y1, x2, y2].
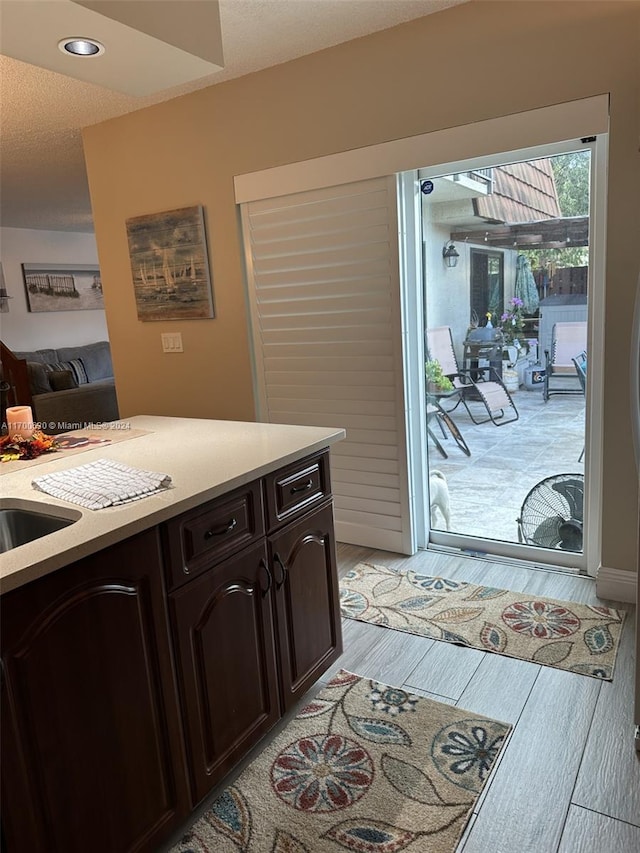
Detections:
[413, 138, 605, 574]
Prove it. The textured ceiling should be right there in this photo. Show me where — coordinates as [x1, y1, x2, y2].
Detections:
[0, 0, 467, 232]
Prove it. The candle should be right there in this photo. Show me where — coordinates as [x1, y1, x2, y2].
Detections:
[6, 405, 35, 440]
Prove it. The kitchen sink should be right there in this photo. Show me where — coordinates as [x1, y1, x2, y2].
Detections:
[0, 501, 81, 553]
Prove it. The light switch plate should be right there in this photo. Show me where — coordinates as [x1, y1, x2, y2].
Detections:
[161, 332, 183, 353]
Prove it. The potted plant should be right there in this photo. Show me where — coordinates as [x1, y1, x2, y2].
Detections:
[499, 297, 530, 355]
[425, 359, 454, 393]
[499, 297, 532, 387]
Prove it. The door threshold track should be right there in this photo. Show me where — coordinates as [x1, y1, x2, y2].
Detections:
[423, 542, 590, 580]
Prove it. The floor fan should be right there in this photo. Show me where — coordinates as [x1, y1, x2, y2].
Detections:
[517, 473, 584, 551]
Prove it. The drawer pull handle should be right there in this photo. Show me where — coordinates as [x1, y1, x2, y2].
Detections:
[273, 552, 288, 590]
[290, 480, 313, 494]
[204, 518, 237, 540]
[259, 558, 273, 597]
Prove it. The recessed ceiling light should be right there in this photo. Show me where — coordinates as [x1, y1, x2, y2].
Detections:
[58, 38, 105, 57]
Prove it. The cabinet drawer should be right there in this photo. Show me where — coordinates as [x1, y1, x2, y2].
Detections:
[264, 450, 331, 531]
[164, 481, 264, 589]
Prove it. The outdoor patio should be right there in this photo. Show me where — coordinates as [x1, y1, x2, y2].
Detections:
[427, 378, 585, 544]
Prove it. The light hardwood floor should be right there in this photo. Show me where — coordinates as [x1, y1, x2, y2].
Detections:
[328, 543, 639, 853]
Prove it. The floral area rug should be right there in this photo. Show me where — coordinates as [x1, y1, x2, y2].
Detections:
[340, 563, 626, 681]
[170, 670, 511, 853]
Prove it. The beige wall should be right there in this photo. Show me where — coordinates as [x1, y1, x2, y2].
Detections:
[83, 0, 640, 573]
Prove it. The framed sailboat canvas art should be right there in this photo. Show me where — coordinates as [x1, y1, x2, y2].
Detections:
[125, 205, 214, 321]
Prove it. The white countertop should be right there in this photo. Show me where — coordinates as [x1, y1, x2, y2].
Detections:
[0, 415, 345, 594]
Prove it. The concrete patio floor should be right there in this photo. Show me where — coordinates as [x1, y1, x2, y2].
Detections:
[427, 378, 585, 545]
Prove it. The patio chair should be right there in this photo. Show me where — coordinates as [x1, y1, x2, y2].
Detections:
[543, 321, 587, 402]
[426, 326, 519, 426]
[572, 350, 587, 462]
[572, 350, 587, 393]
[426, 396, 472, 458]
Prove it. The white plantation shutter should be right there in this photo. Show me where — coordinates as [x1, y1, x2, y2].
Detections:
[241, 176, 413, 553]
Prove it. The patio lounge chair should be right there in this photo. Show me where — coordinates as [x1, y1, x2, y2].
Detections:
[426, 326, 519, 426]
[543, 321, 587, 402]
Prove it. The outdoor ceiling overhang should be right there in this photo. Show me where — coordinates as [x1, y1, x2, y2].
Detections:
[0, 0, 224, 96]
[451, 216, 589, 251]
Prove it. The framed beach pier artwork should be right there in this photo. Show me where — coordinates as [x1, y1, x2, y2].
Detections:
[22, 263, 104, 312]
[125, 205, 214, 321]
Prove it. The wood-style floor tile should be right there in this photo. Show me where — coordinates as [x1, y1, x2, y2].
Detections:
[324, 617, 435, 686]
[404, 639, 484, 700]
[557, 805, 640, 852]
[571, 615, 640, 827]
[455, 651, 539, 724]
[460, 667, 601, 853]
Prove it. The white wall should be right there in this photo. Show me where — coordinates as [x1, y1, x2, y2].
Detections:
[423, 220, 470, 362]
[423, 217, 521, 364]
[0, 227, 109, 350]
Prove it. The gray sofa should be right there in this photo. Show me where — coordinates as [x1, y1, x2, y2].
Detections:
[10, 341, 119, 433]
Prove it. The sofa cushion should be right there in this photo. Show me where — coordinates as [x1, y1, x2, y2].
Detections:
[55, 341, 113, 382]
[14, 348, 58, 365]
[48, 369, 78, 391]
[26, 361, 53, 395]
[45, 359, 89, 386]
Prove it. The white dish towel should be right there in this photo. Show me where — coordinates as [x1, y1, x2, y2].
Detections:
[33, 458, 172, 510]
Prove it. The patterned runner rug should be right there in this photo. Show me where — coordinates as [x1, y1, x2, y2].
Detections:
[171, 670, 510, 853]
[340, 563, 626, 681]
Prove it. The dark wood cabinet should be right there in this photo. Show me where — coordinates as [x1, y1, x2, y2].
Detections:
[167, 450, 341, 806]
[263, 449, 330, 530]
[169, 539, 280, 805]
[271, 502, 342, 711]
[163, 481, 265, 591]
[0, 529, 190, 853]
[0, 448, 341, 851]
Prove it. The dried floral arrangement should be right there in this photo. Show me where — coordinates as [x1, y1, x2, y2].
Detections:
[0, 430, 59, 463]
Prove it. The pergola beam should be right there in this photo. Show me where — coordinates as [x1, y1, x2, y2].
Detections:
[450, 216, 589, 250]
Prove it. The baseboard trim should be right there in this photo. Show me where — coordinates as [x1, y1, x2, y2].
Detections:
[596, 565, 637, 604]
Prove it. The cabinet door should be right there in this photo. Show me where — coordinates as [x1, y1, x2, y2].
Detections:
[0, 529, 189, 853]
[170, 540, 280, 805]
[270, 502, 342, 711]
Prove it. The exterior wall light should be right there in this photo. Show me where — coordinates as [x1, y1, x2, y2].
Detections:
[443, 241, 460, 268]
